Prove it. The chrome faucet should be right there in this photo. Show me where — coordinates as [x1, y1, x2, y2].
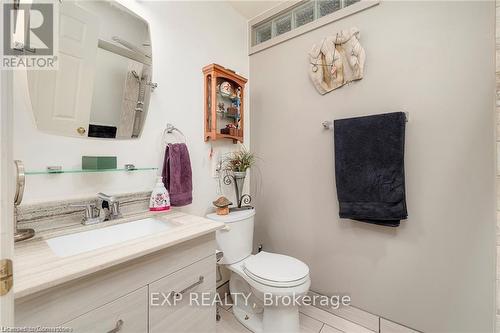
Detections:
[97, 192, 121, 221]
[70, 203, 102, 225]
[71, 193, 121, 226]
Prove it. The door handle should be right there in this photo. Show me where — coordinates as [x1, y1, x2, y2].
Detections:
[77, 127, 86, 135]
[107, 319, 123, 333]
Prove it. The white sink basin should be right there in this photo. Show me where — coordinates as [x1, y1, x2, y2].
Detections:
[46, 217, 176, 257]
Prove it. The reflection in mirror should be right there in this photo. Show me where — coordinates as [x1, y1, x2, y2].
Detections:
[90, 47, 151, 139]
[27, 0, 153, 140]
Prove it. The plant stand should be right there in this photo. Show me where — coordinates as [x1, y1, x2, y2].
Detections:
[223, 171, 252, 209]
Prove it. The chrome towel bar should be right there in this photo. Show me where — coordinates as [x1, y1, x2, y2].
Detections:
[323, 112, 409, 129]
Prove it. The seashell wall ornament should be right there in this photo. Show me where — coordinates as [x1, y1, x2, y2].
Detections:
[309, 27, 365, 95]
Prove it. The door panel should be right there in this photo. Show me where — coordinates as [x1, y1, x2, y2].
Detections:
[53, 53, 81, 119]
[28, 2, 99, 137]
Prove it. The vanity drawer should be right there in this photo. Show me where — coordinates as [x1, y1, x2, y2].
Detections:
[64, 286, 148, 333]
[149, 255, 216, 333]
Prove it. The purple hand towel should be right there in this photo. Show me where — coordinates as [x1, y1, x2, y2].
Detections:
[162, 143, 193, 206]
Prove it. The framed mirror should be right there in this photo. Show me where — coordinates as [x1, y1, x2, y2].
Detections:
[27, 0, 153, 139]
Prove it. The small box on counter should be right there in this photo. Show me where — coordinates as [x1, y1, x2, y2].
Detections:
[82, 156, 117, 170]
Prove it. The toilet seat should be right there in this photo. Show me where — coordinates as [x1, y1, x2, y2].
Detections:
[242, 251, 309, 288]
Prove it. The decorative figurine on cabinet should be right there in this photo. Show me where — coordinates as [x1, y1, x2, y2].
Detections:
[217, 102, 225, 115]
[213, 196, 232, 215]
[235, 87, 241, 109]
[218, 81, 233, 97]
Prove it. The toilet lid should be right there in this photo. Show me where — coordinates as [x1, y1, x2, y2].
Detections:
[243, 252, 309, 287]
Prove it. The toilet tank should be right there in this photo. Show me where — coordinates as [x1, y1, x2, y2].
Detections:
[206, 209, 255, 264]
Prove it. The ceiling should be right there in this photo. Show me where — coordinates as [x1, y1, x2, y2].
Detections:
[226, 0, 287, 20]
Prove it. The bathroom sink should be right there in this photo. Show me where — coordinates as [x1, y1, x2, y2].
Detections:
[46, 218, 176, 257]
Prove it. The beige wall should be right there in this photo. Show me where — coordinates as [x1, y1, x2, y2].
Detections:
[250, 1, 496, 332]
[496, 1, 500, 331]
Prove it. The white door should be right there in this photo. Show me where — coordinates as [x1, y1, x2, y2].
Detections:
[27, 1, 99, 138]
[0, 70, 15, 326]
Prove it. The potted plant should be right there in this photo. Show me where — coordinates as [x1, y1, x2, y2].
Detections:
[226, 147, 255, 177]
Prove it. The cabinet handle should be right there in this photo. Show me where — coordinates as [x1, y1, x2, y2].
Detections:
[107, 319, 123, 333]
[169, 275, 204, 299]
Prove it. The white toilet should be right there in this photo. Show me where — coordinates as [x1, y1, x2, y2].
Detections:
[206, 209, 310, 333]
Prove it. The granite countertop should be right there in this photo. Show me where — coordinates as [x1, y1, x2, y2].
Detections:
[14, 210, 224, 299]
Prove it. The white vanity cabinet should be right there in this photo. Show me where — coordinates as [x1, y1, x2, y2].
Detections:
[15, 233, 217, 333]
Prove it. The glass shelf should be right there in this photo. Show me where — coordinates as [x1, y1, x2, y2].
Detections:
[217, 92, 240, 103]
[25, 167, 158, 175]
[216, 111, 239, 121]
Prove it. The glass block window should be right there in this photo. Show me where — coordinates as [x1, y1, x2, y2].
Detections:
[274, 14, 292, 36]
[294, 2, 315, 28]
[255, 23, 272, 44]
[252, 0, 367, 46]
[344, 0, 360, 7]
[318, 0, 341, 18]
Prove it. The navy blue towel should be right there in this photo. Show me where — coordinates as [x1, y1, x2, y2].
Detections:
[334, 112, 407, 227]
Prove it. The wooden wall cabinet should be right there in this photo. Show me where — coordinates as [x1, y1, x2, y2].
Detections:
[203, 64, 247, 144]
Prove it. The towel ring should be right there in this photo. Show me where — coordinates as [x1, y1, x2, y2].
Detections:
[162, 123, 186, 144]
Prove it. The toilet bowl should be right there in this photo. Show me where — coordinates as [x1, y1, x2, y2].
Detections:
[206, 209, 310, 333]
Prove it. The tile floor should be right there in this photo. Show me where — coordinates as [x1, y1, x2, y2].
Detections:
[215, 303, 375, 333]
